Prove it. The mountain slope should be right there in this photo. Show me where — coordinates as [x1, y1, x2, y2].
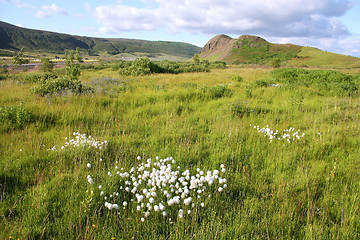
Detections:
[0, 21, 201, 59]
[199, 34, 360, 67]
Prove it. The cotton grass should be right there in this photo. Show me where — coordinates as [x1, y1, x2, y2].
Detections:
[87, 155, 228, 222]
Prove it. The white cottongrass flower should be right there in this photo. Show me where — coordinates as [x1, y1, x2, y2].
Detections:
[88, 156, 227, 221]
[87, 163, 91, 168]
[54, 132, 108, 151]
[87, 175, 94, 184]
[251, 124, 305, 143]
[178, 209, 184, 218]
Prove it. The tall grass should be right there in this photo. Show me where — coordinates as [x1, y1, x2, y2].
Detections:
[1, 65, 360, 239]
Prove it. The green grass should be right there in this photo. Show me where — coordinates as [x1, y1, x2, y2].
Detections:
[1, 63, 360, 239]
[287, 47, 360, 68]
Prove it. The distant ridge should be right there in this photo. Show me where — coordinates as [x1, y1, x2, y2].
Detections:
[0, 21, 201, 59]
[199, 34, 360, 67]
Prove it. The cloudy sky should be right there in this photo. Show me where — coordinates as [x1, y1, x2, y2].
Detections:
[1, 0, 360, 57]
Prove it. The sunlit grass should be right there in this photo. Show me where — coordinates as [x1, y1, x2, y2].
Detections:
[1, 65, 360, 239]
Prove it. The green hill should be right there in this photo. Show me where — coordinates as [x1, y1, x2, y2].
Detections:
[0, 21, 201, 59]
[199, 34, 360, 68]
[286, 47, 360, 68]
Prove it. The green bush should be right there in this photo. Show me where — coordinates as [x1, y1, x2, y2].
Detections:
[271, 58, 281, 68]
[22, 72, 58, 83]
[116, 58, 225, 76]
[0, 104, 34, 130]
[0, 65, 8, 80]
[208, 84, 232, 99]
[40, 58, 54, 72]
[271, 68, 358, 96]
[32, 78, 93, 96]
[231, 75, 243, 82]
[230, 100, 250, 117]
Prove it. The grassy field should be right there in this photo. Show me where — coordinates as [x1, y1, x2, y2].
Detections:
[1, 63, 360, 239]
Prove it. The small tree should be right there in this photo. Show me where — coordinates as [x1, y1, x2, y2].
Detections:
[65, 50, 80, 81]
[12, 48, 29, 65]
[40, 58, 54, 72]
[271, 58, 281, 68]
[76, 47, 84, 63]
[192, 53, 201, 65]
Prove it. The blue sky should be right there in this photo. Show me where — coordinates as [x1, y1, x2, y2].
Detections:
[1, 0, 360, 57]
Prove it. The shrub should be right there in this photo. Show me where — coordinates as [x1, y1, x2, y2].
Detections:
[271, 58, 281, 68]
[32, 78, 93, 96]
[22, 72, 58, 84]
[65, 50, 81, 81]
[117, 58, 225, 76]
[231, 75, 243, 82]
[40, 58, 54, 72]
[208, 84, 232, 99]
[230, 100, 250, 117]
[12, 47, 29, 65]
[0, 104, 34, 130]
[270, 68, 358, 96]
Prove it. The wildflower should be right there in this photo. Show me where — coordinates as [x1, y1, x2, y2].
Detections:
[87, 163, 91, 168]
[178, 209, 184, 218]
[184, 197, 192, 205]
[87, 175, 93, 184]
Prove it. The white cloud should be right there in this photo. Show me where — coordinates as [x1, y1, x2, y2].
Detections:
[92, 0, 360, 56]
[3, 0, 35, 9]
[94, 0, 354, 38]
[35, 3, 69, 18]
[84, 2, 91, 12]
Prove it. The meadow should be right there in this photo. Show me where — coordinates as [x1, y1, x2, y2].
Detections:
[1, 60, 360, 239]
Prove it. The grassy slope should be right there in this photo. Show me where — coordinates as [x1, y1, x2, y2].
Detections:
[1, 66, 360, 239]
[0, 21, 200, 59]
[286, 47, 360, 68]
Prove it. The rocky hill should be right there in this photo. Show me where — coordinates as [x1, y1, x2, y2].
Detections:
[200, 34, 301, 64]
[199, 34, 360, 67]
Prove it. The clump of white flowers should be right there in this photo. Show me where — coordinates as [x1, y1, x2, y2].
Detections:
[86, 156, 228, 222]
[250, 124, 305, 143]
[51, 132, 108, 151]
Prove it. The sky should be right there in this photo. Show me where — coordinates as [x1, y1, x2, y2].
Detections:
[1, 0, 360, 57]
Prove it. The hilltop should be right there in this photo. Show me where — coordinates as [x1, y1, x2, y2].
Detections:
[199, 34, 360, 68]
[0, 21, 201, 60]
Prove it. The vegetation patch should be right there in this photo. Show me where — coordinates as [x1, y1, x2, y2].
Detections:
[114, 57, 226, 76]
[271, 68, 359, 96]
